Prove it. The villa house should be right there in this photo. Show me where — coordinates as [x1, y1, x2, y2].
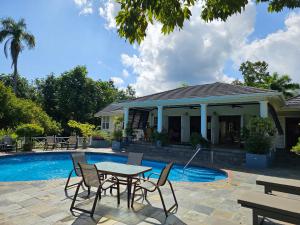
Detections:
[95, 82, 300, 151]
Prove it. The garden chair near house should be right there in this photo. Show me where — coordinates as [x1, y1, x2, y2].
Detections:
[2, 136, 14, 152]
[70, 163, 120, 217]
[65, 152, 87, 190]
[65, 136, 77, 150]
[131, 162, 178, 217]
[44, 136, 56, 150]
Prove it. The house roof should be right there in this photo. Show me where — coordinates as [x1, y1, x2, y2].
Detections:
[126, 82, 277, 103]
[286, 95, 300, 107]
[94, 103, 122, 117]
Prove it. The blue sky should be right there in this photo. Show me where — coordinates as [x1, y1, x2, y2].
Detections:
[0, 0, 298, 94]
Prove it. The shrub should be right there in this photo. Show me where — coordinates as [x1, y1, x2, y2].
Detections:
[244, 117, 276, 154]
[67, 120, 95, 138]
[15, 123, 44, 151]
[92, 129, 111, 141]
[152, 130, 169, 146]
[112, 129, 123, 141]
[291, 137, 300, 154]
[0, 128, 17, 140]
[190, 132, 210, 149]
[15, 123, 44, 137]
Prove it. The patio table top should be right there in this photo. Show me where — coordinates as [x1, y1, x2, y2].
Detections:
[95, 161, 152, 177]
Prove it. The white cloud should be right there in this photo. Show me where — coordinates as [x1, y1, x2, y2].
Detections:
[234, 12, 300, 83]
[122, 69, 130, 78]
[74, 0, 93, 15]
[110, 76, 124, 87]
[118, 3, 255, 95]
[99, 0, 120, 29]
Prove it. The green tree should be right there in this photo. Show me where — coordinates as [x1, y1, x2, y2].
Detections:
[0, 18, 35, 93]
[115, 0, 300, 44]
[236, 61, 299, 98]
[0, 73, 36, 99]
[0, 81, 60, 134]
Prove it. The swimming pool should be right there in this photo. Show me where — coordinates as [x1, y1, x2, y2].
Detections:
[0, 152, 227, 182]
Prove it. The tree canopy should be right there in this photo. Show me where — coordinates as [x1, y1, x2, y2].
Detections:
[116, 0, 300, 44]
[0, 81, 60, 134]
[233, 61, 300, 98]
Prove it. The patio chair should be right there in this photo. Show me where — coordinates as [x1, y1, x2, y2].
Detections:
[111, 152, 144, 194]
[70, 163, 120, 217]
[65, 152, 87, 190]
[65, 136, 77, 150]
[3, 136, 14, 151]
[131, 162, 178, 217]
[238, 191, 300, 225]
[256, 175, 300, 195]
[44, 136, 56, 150]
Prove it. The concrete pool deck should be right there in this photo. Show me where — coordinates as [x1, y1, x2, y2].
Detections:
[0, 148, 300, 225]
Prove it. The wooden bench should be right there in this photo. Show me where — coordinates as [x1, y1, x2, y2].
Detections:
[238, 191, 300, 225]
[256, 175, 300, 195]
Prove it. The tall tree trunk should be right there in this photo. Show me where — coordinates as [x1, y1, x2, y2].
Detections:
[13, 59, 18, 95]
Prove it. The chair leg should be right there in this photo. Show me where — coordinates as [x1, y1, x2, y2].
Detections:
[87, 187, 91, 197]
[90, 186, 101, 217]
[70, 181, 82, 212]
[65, 170, 74, 190]
[168, 180, 178, 208]
[131, 182, 137, 208]
[117, 181, 120, 205]
[157, 188, 168, 217]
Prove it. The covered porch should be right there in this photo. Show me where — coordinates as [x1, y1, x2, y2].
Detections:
[121, 98, 272, 147]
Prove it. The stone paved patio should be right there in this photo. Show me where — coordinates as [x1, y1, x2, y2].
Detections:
[0, 149, 299, 225]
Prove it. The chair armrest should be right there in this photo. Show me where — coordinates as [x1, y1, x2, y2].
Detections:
[137, 177, 158, 186]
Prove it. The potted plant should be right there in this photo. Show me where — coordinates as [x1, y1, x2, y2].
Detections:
[152, 130, 168, 147]
[112, 129, 123, 151]
[244, 117, 276, 169]
[91, 130, 111, 148]
[190, 132, 211, 149]
[15, 123, 44, 151]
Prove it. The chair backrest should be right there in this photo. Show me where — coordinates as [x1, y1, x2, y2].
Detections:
[127, 152, 143, 166]
[3, 136, 12, 145]
[157, 162, 174, 187]
[46, 136, 55, 144]
[71, 152, 87, 176]
[78, 163, 100, 188]
[68, 136, 77, 144]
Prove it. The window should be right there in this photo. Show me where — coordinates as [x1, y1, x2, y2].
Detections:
[101, 116, 110, 130]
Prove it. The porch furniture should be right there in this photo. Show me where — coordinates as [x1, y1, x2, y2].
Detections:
[65, 152, 87, 190]
[131, 162, 178, 217]
[117, 152, 145, 188]
[144, 127, 152, 142]
[238, 191, 300, 225]
[70, 163, 120, 217]
[65, 136, 77, 150]
[44, 136, 56, 150]
[2, 136, 14, 151]
[95, 161, 152, 208]
[256, 175, 300, 195]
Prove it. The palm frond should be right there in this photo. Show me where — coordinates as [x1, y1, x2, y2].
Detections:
[0, 30, 10, 42]
[3, 37, 12, 58]
[0, 17, 15, 30]
[22, 32, 35, 49]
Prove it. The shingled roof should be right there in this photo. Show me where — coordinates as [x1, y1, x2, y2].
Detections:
[286, 95, 300, 107]
[127, 82, 277, 102]
[94, 103, 122, 116]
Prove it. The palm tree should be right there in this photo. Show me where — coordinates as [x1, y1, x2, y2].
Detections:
[269, 73, 300, 98]
[0, 17, 35, 94]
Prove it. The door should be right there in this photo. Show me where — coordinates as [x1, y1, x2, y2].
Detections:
[219, 116, 241, 144]
[285, 118, 300, 150]
[189, 116, 211, 140]
[168, 116, 181, 143]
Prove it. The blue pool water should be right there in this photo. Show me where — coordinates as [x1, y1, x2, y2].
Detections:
[0, 152, 227, 182]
